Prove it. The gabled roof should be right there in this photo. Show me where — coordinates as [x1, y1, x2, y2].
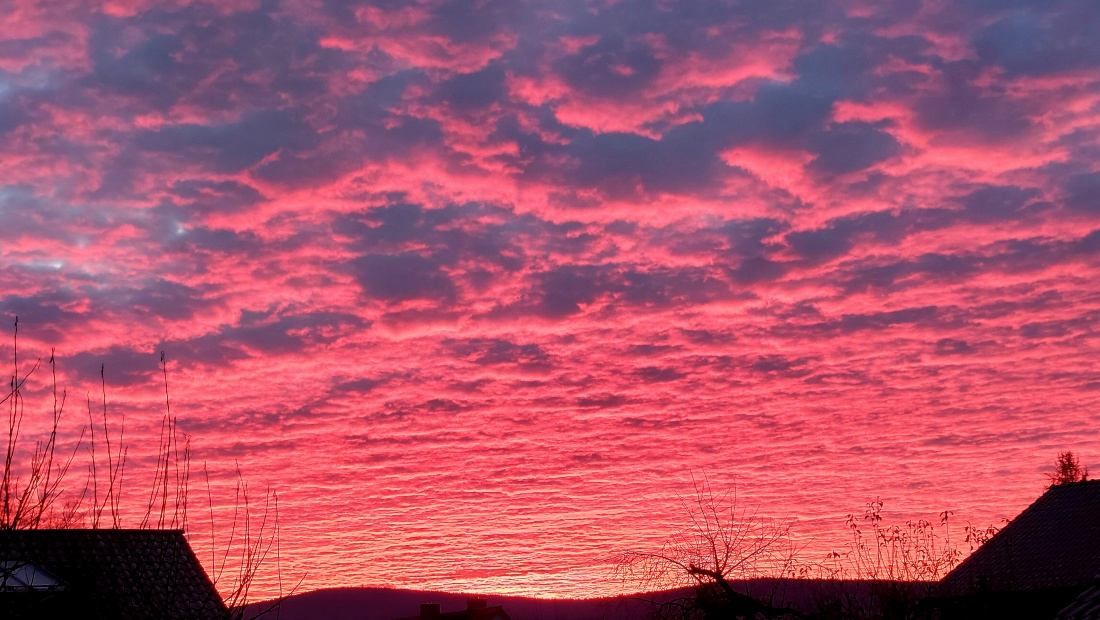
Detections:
[0, 529, 228, 620]
[940, 480, 1100, 595]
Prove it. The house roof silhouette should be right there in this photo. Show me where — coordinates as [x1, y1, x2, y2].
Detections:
[0, 529, 227, 620]
[940, 479, 1100, 595]
[934, 479, 1100, 619]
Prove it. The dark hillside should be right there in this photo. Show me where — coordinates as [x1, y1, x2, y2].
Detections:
[243, 580, 935, 620]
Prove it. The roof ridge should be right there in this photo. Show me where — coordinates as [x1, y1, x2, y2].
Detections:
[940, 479, 1100, 596]
[1046, 479, 1100, 490]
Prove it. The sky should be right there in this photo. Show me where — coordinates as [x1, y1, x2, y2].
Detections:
[1, 0, 1099, 601]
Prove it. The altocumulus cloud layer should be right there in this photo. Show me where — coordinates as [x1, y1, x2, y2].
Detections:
[1, 0, 1099, 598]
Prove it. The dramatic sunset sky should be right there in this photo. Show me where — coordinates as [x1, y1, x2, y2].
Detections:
[2, 0, 1099, 600]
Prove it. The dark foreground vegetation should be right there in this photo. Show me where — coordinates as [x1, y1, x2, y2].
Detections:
[1, 319, 287, 619]
[248, 465, 1097, 620]
[607, 466, 1094, 620]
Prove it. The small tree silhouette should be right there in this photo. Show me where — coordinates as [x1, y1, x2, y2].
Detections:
[1048, 451, 1088, 487]
[613, 473, 804, 620]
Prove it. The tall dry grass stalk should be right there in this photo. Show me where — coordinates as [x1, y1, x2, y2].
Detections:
[1, 316, 294, 618]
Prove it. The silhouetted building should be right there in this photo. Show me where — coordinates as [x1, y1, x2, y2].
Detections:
[401, 598, 512, 620]
[0, 529, 228, 619]
[934, 479, 1100, 619]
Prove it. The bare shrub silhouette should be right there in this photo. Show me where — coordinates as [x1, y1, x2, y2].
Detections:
[804, 500, 962, 619]
[832, 500, 961, 582]
[805, 499, 1005, 620]
[0, 317, 291, 619]
[2, 319, 84, 529]
[203, 464, 293, 619]
[613, 473, 805, 620]
[614, 473, 1003, 620]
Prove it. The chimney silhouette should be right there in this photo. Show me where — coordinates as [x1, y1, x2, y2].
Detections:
[420, 604, 441, 620]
